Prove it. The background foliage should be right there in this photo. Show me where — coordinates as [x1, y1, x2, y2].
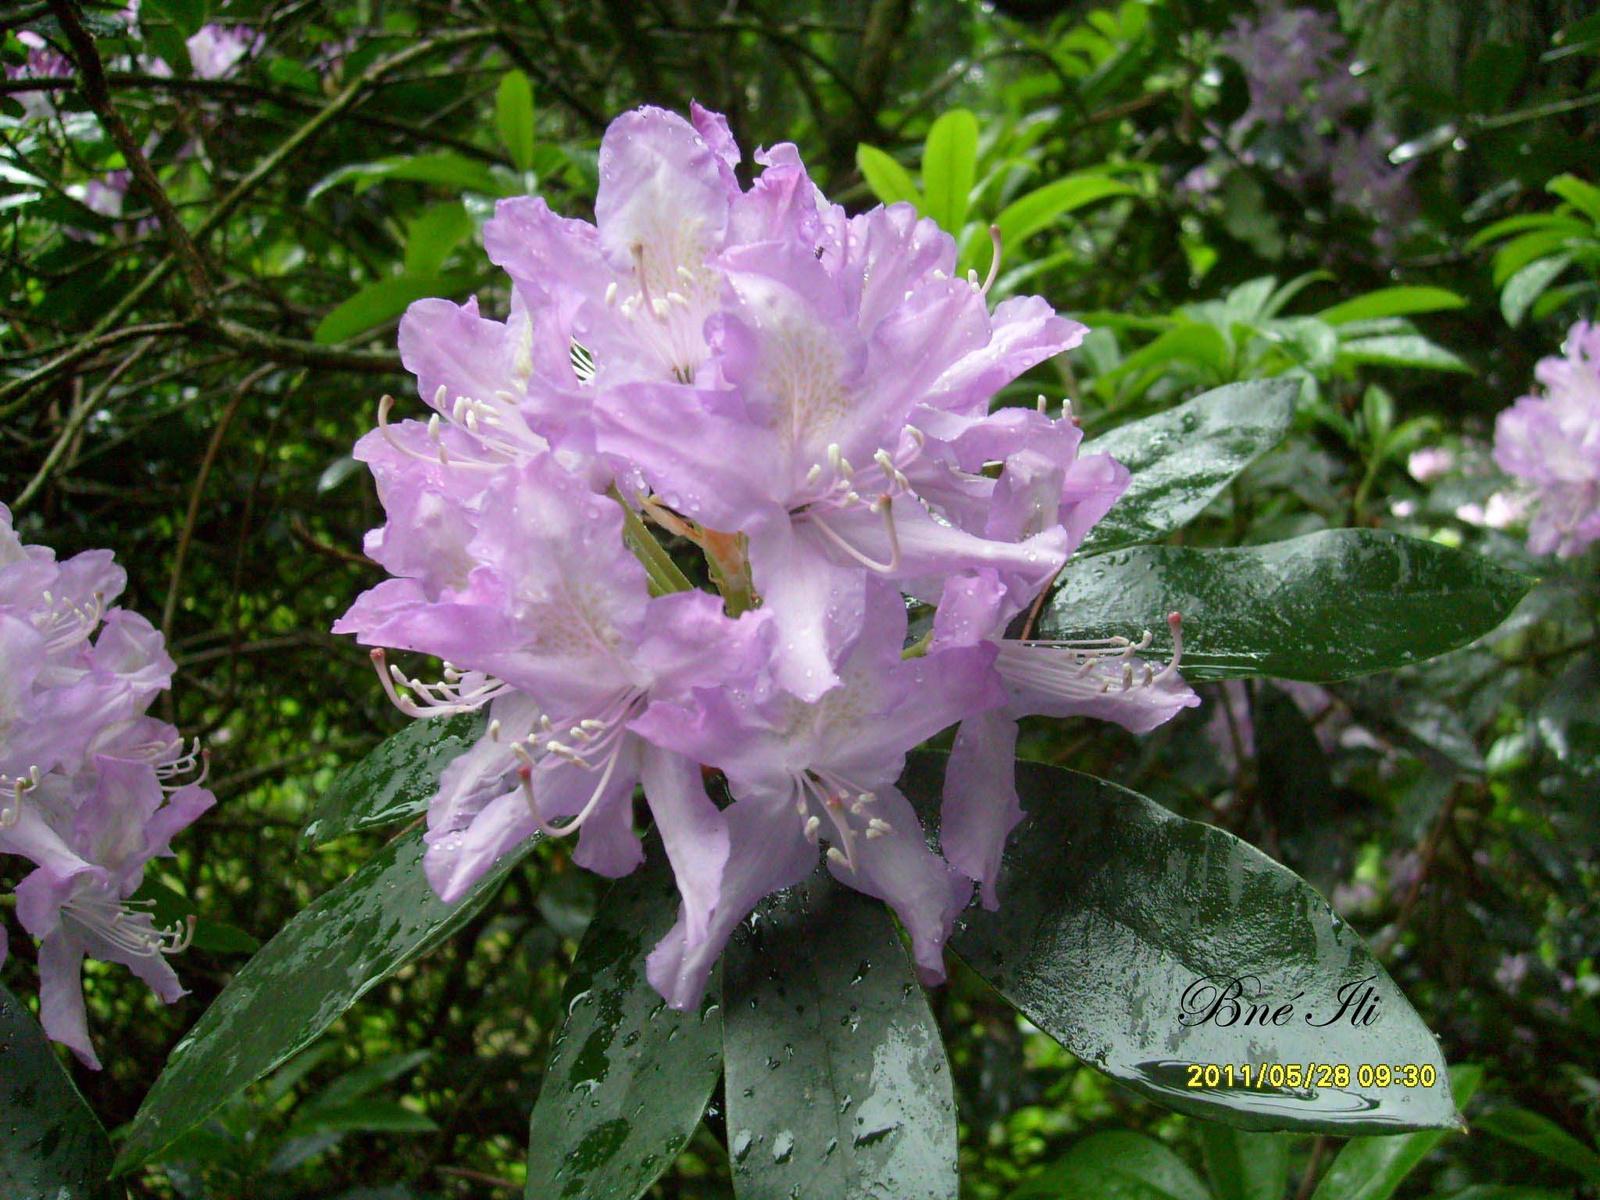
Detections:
[2, 0, 1598, 1197]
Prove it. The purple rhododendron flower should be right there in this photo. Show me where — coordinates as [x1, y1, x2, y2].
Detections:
[338, 104, 1198, 1009]
[1492, 320, 1600, 557]
[6, 31, 73, 119]
[185, 23, 259, 79]
[0, 504, 214, 1067]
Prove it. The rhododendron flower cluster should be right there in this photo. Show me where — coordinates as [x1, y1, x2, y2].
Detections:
[336, 104, 1198, 1009]
[1492, 319, 1600, 558]
[0, 505, 214, 1067]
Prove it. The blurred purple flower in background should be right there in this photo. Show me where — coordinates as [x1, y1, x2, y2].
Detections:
[0, 505, 214, 1067]
[1492, 319, 1600, 557]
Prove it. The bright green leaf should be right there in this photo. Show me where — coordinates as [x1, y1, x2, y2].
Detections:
[995, 175, 1138, 247]
[856, 144, 922, 208]
[313, 274, 474, 345]
[1042, 531, 1531, 682]
[1546, 173, 1600, 224]
[495, 70, 537, 172]
[404, 202, 474, 277]
[922, 109, 979, 232]
[1317, 287, 1467, 325]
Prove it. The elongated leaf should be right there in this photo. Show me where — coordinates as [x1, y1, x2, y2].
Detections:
[1546, 173, 1600, 224]
[314, 274, 474, 345]
[1079, 380, 1297, 553]
[1094, 324, 1232, 396]
[114, 830, 536, 1172]
[1197, 1124, 1290, 1200]
[303, 711, 487, 845]
[1011, 1131, 1209, 1200]
[495, 70, 537, 172]
[1308, 1067, 1480, 1200]
[523, 848, 723, 1200]
[404, 202, 474, 277]
[723, 873, 958, 1200]
[1316, 287, 1466, 325]
[1501, 254, 1572, 327]
[0, 983, 115, 1200]
[1043, 531, 1530, 681]
[1473, 1107, 1600, 1182]
[921, 109, 979, 232]
[1465, 212, 1586, 251]
[903, 754, 1460, 1133]
[308, 153, 515, 201]
[995, 176, 1138, 247]
[856, 144, 922, 208]
[1337, 335, 1469, 373]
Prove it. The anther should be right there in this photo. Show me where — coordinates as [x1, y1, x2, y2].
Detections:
[605, 281, 618, 306]
[804, 815, 821, 841]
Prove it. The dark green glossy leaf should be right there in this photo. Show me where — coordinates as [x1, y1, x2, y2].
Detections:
[1309, 1066, 1479, 1200]
[1473, 1106, 1600, 1182]
[904, 754, 1458, 1134]
[1079, 380, 1297, 554]
[307, 153, 515, 201]
[302, 711, 487, 845]
[0, 983, 116, 1200]
[1196, 1124, 1290, 1200]
[1254, 684, 1353, 894]
[114, 829, 536, 1172]
[523, 848, 723, 1200]
[1043, 531, 1530, 681]
[1010, 1131, 1209, 1200]
[723, 873, 958, 1200]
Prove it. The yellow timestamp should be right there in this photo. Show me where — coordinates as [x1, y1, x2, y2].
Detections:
[1184, 1063, 1439, 1089]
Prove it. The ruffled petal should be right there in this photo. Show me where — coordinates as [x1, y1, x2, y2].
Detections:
[826, 785, 970, 982]
[639, 743, 728, 944]
[942, 709, 1023, 909]
[646, 788, 816, 1010]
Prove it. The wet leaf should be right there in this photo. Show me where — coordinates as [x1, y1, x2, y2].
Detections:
[723, 872, 958, 1200]
[302, 711, 487, 845]
[902, 754, 1459, 1134]
[524, 847, 723, 1200]
[1042, 531, 1530, 681]
[114, 829, 536, 1172]
[1080, 380, 1297, 554]
[0, 983, 116, 1200]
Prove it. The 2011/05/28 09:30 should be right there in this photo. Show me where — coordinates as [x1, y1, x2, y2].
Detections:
[1184, 1063, 1440, 1089]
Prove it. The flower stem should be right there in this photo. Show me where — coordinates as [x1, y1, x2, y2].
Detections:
[611, 487, 695, 595]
